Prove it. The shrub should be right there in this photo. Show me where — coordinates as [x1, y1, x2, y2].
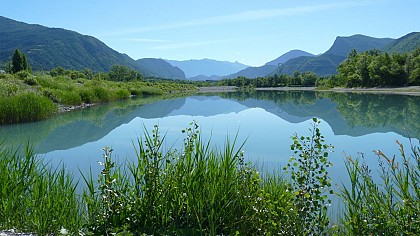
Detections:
[93, 87, 110, 102]
[79, 88, 99, 103]
[285, 118, 334, 235]
[112, 88, 131, 100]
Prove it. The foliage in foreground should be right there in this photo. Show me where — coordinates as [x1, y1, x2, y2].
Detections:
[0, 121, 419, 235]
[341, 141, 420, 235]
[82, 122, 299, 235]
[0, 144, 81, 235]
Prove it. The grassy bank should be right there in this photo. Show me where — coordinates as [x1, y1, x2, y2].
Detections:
[0, 120, 419, 235]
[0, 71, 196, 125]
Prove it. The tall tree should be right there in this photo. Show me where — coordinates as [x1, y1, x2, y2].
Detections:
[11, 49, 31, 73]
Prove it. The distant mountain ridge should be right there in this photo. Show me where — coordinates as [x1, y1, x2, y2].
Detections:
[166, 59, 248, 78]
[265, 50, 315, 66]
[136, 58, 186, 79]
[225, 50, 314, 79]
[2, 16, 420, 80]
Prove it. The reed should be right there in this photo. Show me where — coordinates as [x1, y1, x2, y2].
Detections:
[0, 144, 82, 235]
[340, 140, 420, 235]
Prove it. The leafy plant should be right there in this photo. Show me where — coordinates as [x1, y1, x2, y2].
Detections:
[285, 117, 334, 235]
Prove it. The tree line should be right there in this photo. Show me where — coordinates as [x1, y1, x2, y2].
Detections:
[218, 71, 321, 88]
[336, 48, 420, 87]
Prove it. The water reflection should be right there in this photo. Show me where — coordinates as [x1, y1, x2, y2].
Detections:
[221, 91, 420, 139]
[1, 91, 419, 155]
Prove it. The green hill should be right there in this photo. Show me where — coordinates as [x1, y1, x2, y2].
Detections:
[0, 16, 143, 72]
[0, 16, 192, 79]
[325, 34, 394, 56]
[383, 32, 420, 54]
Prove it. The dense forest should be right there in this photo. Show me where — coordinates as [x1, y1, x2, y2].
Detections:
[336, 48, 420, 87]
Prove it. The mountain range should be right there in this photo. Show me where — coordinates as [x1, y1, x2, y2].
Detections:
[225, 50, 314, 79]
[165, 59, 248, 79]
[1, 16, 420, 80]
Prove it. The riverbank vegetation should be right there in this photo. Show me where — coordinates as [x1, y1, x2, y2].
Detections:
[1, 120, 419, 235]
[0, 49, 196, 125]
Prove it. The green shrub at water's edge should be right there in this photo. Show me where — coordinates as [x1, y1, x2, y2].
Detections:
[285, 118, 334, 235]
[0, 92, 57, 124]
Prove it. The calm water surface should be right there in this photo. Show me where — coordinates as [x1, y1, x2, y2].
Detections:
[1, 91, 419, 196]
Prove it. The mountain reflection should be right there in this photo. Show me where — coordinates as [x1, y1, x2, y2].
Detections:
[221, 91, 419, 138]
[1, 91, 418, 154]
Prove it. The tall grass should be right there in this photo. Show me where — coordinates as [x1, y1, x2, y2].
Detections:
[82, 122, 299, 235]
[0, 92, 58, 124]
[340, 140, 420, 235]
[0, 144, 82, 235]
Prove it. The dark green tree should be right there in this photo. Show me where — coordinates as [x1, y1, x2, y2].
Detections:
[11, 49, 31, 73]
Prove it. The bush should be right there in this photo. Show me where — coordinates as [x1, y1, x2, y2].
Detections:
[79, 88, 99, 103]
[285, 118, 334, 235]
[112, 88, 131, 100]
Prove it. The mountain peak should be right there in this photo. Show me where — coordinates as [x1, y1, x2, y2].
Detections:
[326, 34, 395, 56]
[265, 50, 314, 66]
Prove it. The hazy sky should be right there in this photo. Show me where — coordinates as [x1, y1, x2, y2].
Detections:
[1, 0, 419, 66]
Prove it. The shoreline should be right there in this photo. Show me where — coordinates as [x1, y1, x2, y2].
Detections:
[197, 86, 420, 96]
[257, 86, 420, 96]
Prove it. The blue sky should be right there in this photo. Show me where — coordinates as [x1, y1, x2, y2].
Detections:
[1, 0, 419, 66]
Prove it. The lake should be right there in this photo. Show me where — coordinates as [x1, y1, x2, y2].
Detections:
[1, 90, 419, 200]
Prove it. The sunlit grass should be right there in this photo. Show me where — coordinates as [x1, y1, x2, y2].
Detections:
[0, 92, 58, 124]
[0, 144, 82, 235]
